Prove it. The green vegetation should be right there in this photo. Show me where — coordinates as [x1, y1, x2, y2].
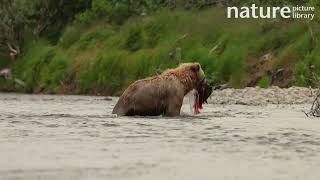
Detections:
[259, 76, 270, 88]
[1, 1, 320, 95]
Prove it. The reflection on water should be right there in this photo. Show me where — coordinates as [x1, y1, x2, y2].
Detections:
[0, 93, 320, 180]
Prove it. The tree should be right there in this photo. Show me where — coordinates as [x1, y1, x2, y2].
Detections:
[0, 0, 91, 59]
[0, 0, 28, 61]
[31, 0, 91, 40]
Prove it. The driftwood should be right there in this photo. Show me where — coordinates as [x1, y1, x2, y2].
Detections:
[304, 73, 320, 117]
[213, 84, 228, 90]
[6, 42, 20, 61]
[0, 68, 12, 79]
[0, 68, 25, 87]
[304, 89, 320, 117]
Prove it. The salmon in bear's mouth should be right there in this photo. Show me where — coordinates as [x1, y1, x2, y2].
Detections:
[194, 78, 213, 114]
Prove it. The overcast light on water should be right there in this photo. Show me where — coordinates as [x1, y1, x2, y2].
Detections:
[1, 93, 320, 180]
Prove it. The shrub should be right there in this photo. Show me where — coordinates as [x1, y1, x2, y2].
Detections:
[17, 44, 55, 91]
[125, 26, 144, 51]
[59, 27, 81, 48]
[91, 0, 111, 17]
[7, 7, 320, 95]
[294, 62, 311, 87]
[75, 0, 111, 24]
[75, 0, 132, 25]
[182, 45, 218, 79]
[259, 76, 270, 88]
[39, 52, 69, 92]
[12, 40, 70, 93]
[217, 45, 245, 87]
[109, 3, 131, 25]
[294, 52, 320, 87]
[144, 18, 165, 47]
[75, 11, 97, 24]
[76, 28, 114, 50]
[78, 51, 127, 93]
[309, 0, 320, 22]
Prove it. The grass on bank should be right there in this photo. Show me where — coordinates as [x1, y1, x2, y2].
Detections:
[3, 7, 320, 95]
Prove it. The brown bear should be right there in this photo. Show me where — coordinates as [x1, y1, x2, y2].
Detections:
[112, 63, 206, 116]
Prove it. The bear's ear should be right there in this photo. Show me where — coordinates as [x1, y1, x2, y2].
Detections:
[191, 63, 200, 72]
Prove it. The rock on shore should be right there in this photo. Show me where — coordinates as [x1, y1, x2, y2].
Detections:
[208, 86, 318, 105]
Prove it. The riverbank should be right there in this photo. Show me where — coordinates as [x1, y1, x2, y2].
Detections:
[1, 7, 320, 95]
[209, 86, 318, 105]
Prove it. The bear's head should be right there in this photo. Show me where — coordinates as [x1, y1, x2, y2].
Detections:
[162, 62, 205, 94]
[178, 62, 205, 86]
[189, 63, 205, 82]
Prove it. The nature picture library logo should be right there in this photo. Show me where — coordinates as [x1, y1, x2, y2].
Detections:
[227, 4, 316, 20]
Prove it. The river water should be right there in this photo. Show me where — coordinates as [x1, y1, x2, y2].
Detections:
[1, 93, 320, 180]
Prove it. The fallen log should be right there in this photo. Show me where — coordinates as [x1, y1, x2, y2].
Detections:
[0, 68, 25, 87]
[0, 68, 12, 80]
